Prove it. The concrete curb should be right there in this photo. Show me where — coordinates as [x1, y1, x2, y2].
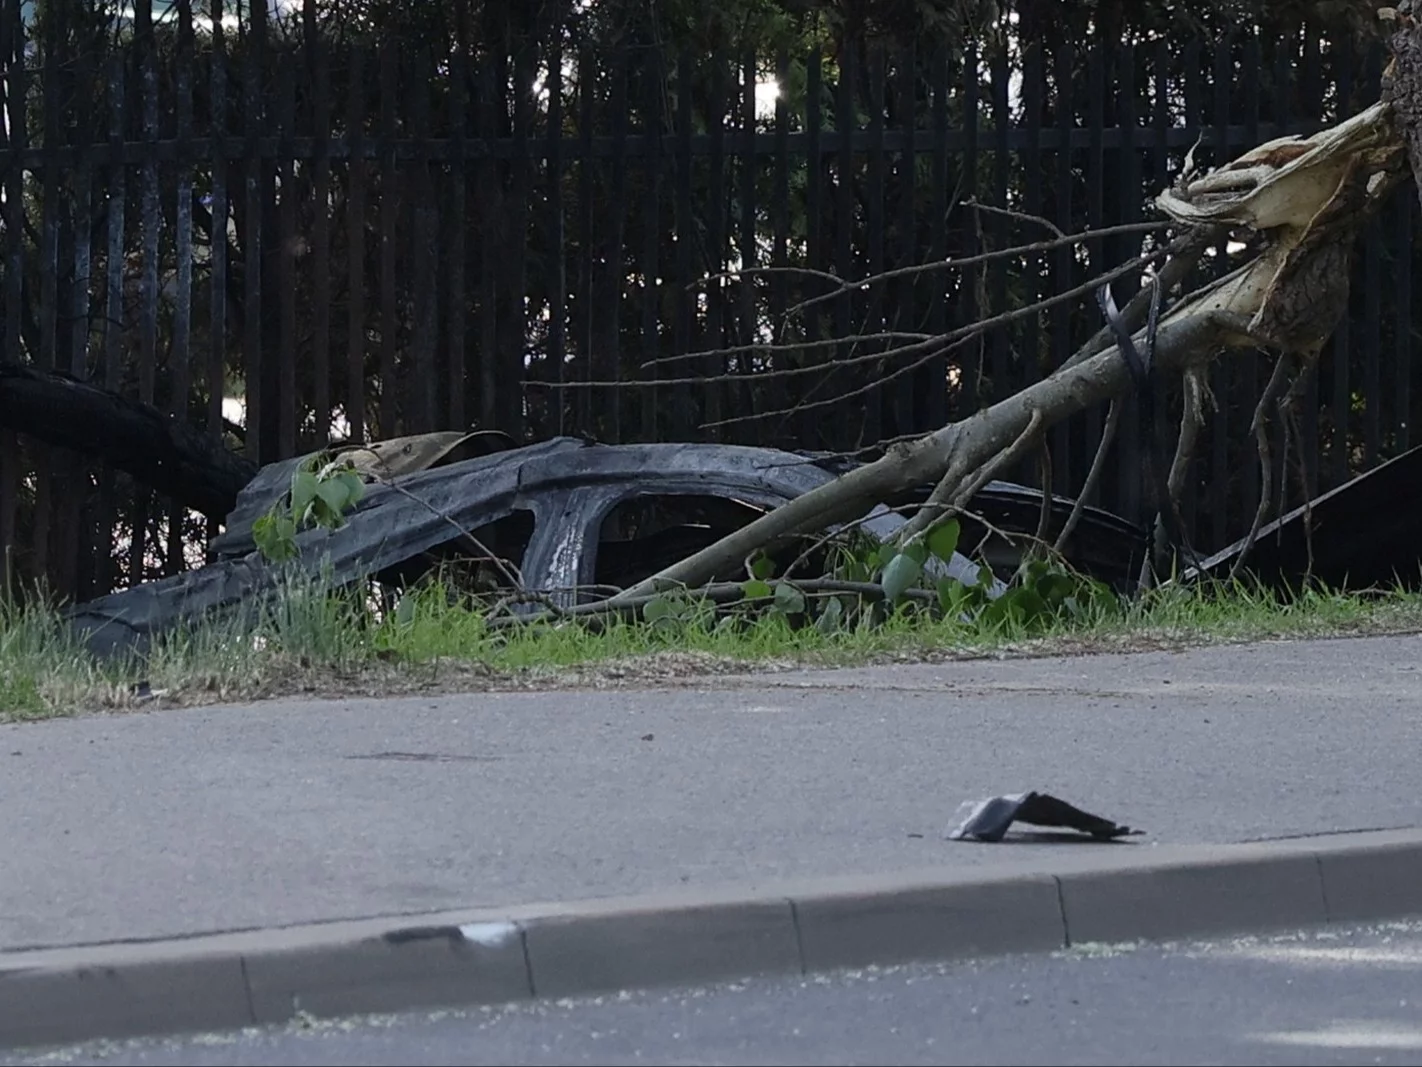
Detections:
[4, 828, 1422, 1050]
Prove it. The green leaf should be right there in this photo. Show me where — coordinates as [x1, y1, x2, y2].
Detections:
[926, 518, 961, 562]
[838, 557, 871, 583]
[937, 576, 968, 614]
[1012, 587, 1051, 626]
[642, 594, 676, 622]
[881, 552, 923, 603]
[814, 594, 844, 634]
[750, 553, 776, 581]
[901, 536, 929, 566]
[290, 470, 320, 526]
[876, 543, 898, 570]
[315, 479, 352, 525]
[742, 578, 774, 600]
[773, 581, 806, 615]
[253, 511, 299, 563]
[337, 471, 365, 506]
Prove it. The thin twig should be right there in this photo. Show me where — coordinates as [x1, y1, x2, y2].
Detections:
[699, 250, 1167, 429]
[955, 408, 1047, 511]
[1034, 439, 1054, 547]
[539, 248, 1164, 395]
[481, 576, 939, 629]
[1053, 398, 1123, 553]
[780, 508, 895, 581]
[630, 331, 935, 370]
[1153, 365, 1208, 576]
[1228, 354, 1292, 583]
[896, 409, 1046, 546]
[967, 197, 1066, 239]
[774, 220, 1165, 327]
[344, 447, 527, 592]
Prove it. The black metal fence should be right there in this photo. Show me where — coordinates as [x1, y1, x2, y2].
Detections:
[0, 3, 1411, 600]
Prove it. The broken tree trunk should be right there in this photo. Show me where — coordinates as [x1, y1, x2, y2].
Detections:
[0, 361, 257, 520]
[611, 66, 1416, 604]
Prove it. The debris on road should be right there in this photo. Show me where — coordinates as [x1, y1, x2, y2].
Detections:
[946, 791, 1143, 843]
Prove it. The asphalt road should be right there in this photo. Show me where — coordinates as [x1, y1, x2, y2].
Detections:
[5, 633, 1422, 952]
[9, 917, 1422, 1066]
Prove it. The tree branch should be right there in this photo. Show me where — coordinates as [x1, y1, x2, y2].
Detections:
[0, 361, 256, 520]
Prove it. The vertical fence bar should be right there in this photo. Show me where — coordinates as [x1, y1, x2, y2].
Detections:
[1299, 26, 1320, 497]
[546, 39, 567, 437]
[0, 0, 19, 598]
[858, 44, 881, 446]
[1209, 38, 1232, 548]
[243, 12, 265, 461]
[345, 45, 366, 444]
[738, 48, 759, 443]
[447, 42, 468, 432]
[129, 0, 159, 583]
[276, 55, 297, 457]
[672, 48, 693, 440]
[2, 0, 22, 367]
[831, 47, 854, 447]
[574, 45, 593, 435]
[639, 47, 663, 441]
[1085, 44, 1107, 506]
[311, 34, 331, 444]
[1114, 43, 1140, 522]
[1362, 45, 1384, 468]
[990, 39, 1014, 481]
[768, 46, 790, 441]
[863, 47, 885, 447]
[409, 48, 437, 434]
[207, 0, 228, 445]
[97, 53, 125, 591]
[505, 49, 532, 441]
[67, 44, 95, 597]
[958, 41, 979, 418]
[1329, 42, 1354, 490]
[1395, 192, 1412, 454]
[800, 49, 823, 445]
[927, 45, 949, 432]
[476, 63, 497, 433]
[169, 0, 195, 575]
[378, 41, 398, 438]
[1021, 38, 1042, 400]
[988, 40, 1009, 418]
[599, 51, 628, 441]
[1050, 43, 1073, 495]
[33, 5, 61, 585]
[703, 53, 727, 438]
[38, 13, 58, 374]
[893, 45, 917, 440]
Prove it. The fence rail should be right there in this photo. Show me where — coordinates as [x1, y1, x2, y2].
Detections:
[0, 5, 1411, 601]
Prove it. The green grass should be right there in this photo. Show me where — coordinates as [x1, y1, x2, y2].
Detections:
[4, 572, 1422, 722]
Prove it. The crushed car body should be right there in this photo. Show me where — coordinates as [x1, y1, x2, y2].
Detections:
[66, 436, 1145, 659]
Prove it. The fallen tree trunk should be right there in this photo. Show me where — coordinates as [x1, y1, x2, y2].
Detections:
[610, 77, 1415, 603]
[610, 307, 1254, 604]
[0, 361, 257, 520]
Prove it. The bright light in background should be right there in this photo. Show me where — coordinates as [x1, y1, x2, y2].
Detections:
[755, 79, 780, 119]
[222, 396, 244, 428]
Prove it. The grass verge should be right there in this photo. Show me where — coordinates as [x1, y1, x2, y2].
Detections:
[4, 574, 1422, 722]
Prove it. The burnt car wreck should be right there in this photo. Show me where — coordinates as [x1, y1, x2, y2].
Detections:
[66, 435, 1146, 660]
